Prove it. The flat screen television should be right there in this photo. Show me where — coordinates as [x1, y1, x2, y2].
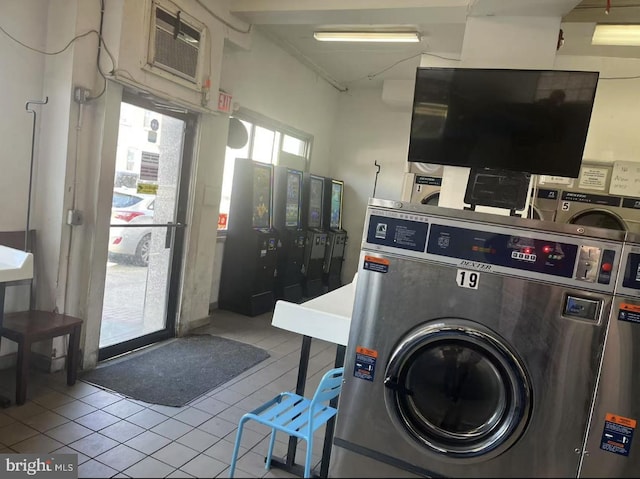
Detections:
[285, 170, 302, 228]
[330, 180, 344, 230]
[308, 177, 324, 229]
[408, 67, 599, 178]
[252, 163, 272, 229]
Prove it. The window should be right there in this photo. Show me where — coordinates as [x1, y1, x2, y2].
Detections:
[282, 135, 307, 156]
[219, 112, 312, 231]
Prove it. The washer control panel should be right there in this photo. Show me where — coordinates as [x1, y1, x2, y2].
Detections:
[364, 207, 623, 293]
[617, 244, 640, 296]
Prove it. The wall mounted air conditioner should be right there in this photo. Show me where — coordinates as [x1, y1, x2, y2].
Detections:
[147, 0, 206, 90]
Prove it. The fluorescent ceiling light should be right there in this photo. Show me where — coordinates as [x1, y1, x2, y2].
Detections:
[313, 31, 420, 43]
[592, 24, 640, 46]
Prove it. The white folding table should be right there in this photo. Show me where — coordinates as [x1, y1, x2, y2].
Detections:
[270, 277, 356, 477]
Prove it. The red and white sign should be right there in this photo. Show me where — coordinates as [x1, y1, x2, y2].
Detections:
[218, 91, 232, 113]
[218, 213, 228, 230]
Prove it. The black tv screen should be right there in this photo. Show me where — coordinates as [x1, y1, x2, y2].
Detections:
[408, 67, 599, 178]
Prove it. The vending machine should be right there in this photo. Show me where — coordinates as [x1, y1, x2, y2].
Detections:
[301, 173, 328, 298]
[272, 166, 305, 303]
[219, 158, 279, 316]
[323, 179, 348, 291]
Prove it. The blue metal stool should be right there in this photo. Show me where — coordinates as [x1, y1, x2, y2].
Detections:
[229, 367, 344, 478]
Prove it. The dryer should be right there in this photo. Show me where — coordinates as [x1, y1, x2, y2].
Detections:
[528, 176, 562, 222]
[407, 163, 444, 206]
[579, 233, 640, 477]
[555, 162, 640, 233]
[330, 199, 625, 478]
[406, 165, 562, 218]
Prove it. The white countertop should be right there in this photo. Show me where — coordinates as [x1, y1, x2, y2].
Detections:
[0, 245, 33, 283]
[271, 276, 356, 346]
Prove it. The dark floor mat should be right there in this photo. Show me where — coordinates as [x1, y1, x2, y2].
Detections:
[80, 335, 270, 407]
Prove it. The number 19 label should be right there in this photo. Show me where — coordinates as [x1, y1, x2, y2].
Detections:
[456, 269, 479, 289]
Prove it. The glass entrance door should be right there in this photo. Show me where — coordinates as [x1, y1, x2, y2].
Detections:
[99, 91, 194, 360]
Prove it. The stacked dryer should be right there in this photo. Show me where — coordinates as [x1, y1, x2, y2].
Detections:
[403, 163, 444, 206]
[555, 161, 640, 233]
[404, 164, 562, 222]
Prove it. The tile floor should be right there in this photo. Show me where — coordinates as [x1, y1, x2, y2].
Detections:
[0, 309, 339, 478]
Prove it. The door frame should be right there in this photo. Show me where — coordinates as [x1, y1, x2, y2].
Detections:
[98, 89, 197, 361]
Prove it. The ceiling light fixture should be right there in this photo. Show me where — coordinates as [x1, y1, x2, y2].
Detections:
[592, 24, 640, 46]
[313, 31, 421, 43]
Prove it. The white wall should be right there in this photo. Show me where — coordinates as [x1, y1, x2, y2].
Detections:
[0, 0, 48, 231]
[219, 29, 340, 177]
[556, 55, 640, 164]
[329, 88, 413, 282]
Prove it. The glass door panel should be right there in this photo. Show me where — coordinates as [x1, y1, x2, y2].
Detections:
[99, 99, 188, 358]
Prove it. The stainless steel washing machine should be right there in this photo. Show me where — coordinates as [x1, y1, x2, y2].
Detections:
[555, 162, 640, 233]
[330, 199, 625, 478]
[579, 233, 640, 477]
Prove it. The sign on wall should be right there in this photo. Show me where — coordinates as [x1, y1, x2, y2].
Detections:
[218, 91, 232, 113]
[610, 161, 640, 197]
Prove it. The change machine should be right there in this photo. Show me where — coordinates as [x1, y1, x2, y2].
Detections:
[323, 179, 347, 291]
[219, 158, 279, 316]
[272, 165, 305, 303]
[301, 173, 328, 298]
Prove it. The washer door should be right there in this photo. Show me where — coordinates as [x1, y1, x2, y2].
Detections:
[569, 210, 626, 231]
[384, 319, 532, 462]
[421, 192, 440, 206]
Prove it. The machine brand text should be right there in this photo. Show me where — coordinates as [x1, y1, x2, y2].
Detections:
[459, 261, 492, 271]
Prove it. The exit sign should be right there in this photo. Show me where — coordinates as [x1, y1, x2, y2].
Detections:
[218, 91, 232, 113]
[218, 213, 228, 230]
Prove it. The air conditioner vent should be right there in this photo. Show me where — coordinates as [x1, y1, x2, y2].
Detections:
[150, 4, 203, 84]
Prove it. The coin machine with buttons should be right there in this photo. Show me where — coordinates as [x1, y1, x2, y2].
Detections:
[272, 165, 306, 303]
[219, 158, 280, 316]
[322, 178, 348, 291]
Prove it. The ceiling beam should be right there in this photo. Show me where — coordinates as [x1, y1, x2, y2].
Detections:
[468, 0, 583, 17]
[229, 0, 471, 25]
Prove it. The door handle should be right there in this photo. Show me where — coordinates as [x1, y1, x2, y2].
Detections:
[165, 222, 174, 248]
[164, 222, 185, 248]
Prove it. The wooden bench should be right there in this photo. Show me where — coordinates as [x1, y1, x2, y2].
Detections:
[0, 231, 83, 406]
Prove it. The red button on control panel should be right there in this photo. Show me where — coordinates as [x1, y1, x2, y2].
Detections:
[601, 263, 613, 272]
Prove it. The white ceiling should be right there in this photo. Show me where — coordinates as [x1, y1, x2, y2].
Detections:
[225, 0, 640, 90]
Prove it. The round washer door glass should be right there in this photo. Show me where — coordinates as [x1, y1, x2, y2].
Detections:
[570, 211, 626, 231]
[421, 193, 440, 207]
[384, 319, 532, 462]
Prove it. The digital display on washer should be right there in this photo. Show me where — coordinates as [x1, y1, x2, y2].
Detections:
[622, 253, 640, 290]
[366, 215, 429, 252]
[427, 224, 579, 277]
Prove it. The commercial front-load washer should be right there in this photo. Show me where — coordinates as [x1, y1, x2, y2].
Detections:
[330, 199, 625, 478]
[555, 162, 640, 233]
[579, 233, 640, 477]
